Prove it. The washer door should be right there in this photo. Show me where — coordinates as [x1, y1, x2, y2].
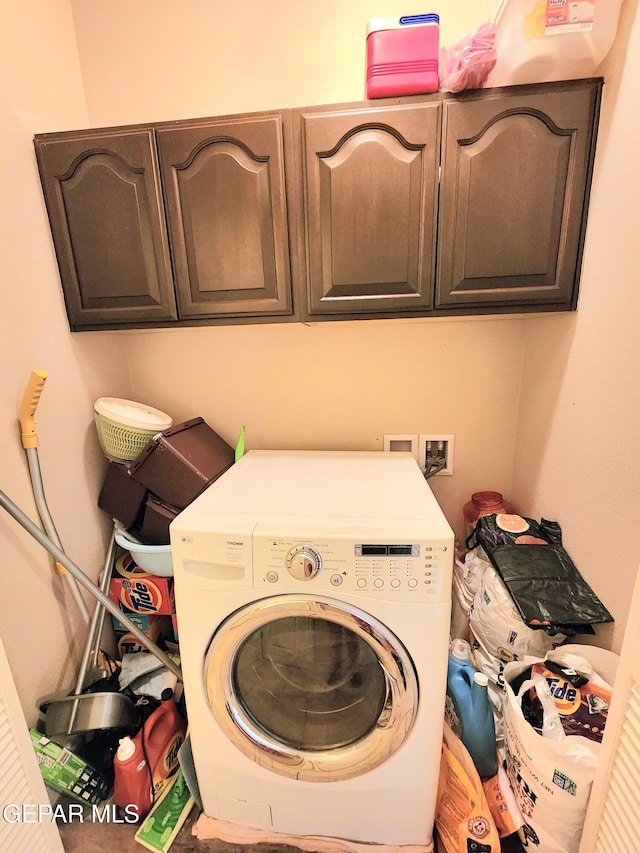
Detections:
[203, 594, 419, 782]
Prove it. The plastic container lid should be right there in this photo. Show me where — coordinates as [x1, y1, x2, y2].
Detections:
[450, 638, 472, 662]
[474, 672, 489, 687]
[367, 13, 439, 36]
[117, 736, 136, 761]
[94, 398, 173, 432]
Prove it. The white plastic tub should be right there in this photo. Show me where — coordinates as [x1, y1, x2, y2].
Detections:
[114, 527, 172, 577]
[487, 0, 624, 87]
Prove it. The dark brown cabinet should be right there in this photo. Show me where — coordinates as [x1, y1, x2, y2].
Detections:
[35, 127, 178, 328]
[292, 102, 440, 319]
[436, 79, 601, 310]
[34, 78, 602, 331]
[35, 113, 294, 330]
[156, 114, 293, 320]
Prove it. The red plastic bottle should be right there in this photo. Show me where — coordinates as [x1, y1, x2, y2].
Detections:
[113, 733, 152, 821]
[113, 688, 186, 822]
[463, 491, 513, 537]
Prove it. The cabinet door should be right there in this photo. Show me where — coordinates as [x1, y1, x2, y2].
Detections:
[295, 102, 440, 319]
[437, 79, 602, 310]
[34, 128, 177, 330]
[156, 114, 293, 319]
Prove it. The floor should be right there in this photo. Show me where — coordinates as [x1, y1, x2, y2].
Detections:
[57, 803, 525, 852]
[57, 804, 300, 852]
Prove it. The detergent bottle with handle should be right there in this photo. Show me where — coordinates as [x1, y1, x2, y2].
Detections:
[446, 640, 498, 778]
[114, 688, 186, 821]
[142, 688, 186, 802]
[445, 638, 474, 736]
[113, 733, 152, 821]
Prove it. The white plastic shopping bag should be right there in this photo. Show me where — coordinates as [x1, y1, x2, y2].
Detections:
[502, 646, 618, 852]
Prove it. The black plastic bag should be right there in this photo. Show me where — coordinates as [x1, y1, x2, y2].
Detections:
[467, 514, 613, 630]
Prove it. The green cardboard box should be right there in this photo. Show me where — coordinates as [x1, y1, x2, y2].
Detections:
[30, 730, 109, 805]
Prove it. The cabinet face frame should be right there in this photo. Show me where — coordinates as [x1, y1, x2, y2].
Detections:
[435, 78, 603, 311]
[34, 126, 178, 331]
[156, 112, 294, 321]
[293, 101, 441, 321]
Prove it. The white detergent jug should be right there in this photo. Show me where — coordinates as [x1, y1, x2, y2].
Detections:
[486, 0, 624, 87]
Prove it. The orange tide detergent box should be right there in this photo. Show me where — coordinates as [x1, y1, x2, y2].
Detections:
[116, 618, 172, 657]
[109, 552, 175, 615]
[110, 609, 173, 657]
[530, 662, 612, 743]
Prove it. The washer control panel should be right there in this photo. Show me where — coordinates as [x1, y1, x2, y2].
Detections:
[254, 533, 451, 603]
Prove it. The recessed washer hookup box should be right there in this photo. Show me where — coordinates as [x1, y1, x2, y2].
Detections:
[366, 13, 440, 99]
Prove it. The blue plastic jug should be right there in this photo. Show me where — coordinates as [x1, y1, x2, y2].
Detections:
[445, 639, 475, 738]
[446, 645, 497, 778]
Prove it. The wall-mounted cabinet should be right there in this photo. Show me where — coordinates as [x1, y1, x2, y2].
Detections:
[35, 113, 294, 330]
[34, 78, 602, 331]
[34, 127, 178, 328]
[291, 102, 441, 319]
[436, 82, 600, 310]
[155, 114, 293, 320]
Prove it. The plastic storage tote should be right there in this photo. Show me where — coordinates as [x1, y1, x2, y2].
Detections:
[128, 417, 234, 510]
[366, 13, 440, 98]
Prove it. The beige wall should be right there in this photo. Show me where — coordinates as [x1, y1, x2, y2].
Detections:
[515, 0, 640, 652]
[121, 315, 527, 538]
[1, 0, 638, 724]
[69, 0, 498, 120]
[0, 2, 133, 723]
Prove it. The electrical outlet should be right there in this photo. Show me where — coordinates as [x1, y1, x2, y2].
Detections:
[383, 434, 419, 462]
[419, 434, 454, 476]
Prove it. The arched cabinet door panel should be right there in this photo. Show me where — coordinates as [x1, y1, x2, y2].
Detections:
[294, 102, 440, 319]
[437, 79, 601, 310]
[35, 127, 177, 330]
[156, 114, 293, 319]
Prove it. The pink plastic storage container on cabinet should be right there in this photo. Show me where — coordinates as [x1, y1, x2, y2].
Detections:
[366, 13, 440, 99]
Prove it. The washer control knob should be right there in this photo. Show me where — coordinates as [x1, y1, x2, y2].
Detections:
[286, 545, 322, 580]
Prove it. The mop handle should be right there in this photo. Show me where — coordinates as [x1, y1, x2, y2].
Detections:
[0, 489, 182, 682]
[19, 370, 47, 449]
[17, 370, 91, 625]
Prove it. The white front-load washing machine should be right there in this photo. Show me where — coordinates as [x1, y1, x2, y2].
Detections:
[170, 450, 453, 846]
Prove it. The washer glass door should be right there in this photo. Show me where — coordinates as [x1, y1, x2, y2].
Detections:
[204, 594, 418, 781]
